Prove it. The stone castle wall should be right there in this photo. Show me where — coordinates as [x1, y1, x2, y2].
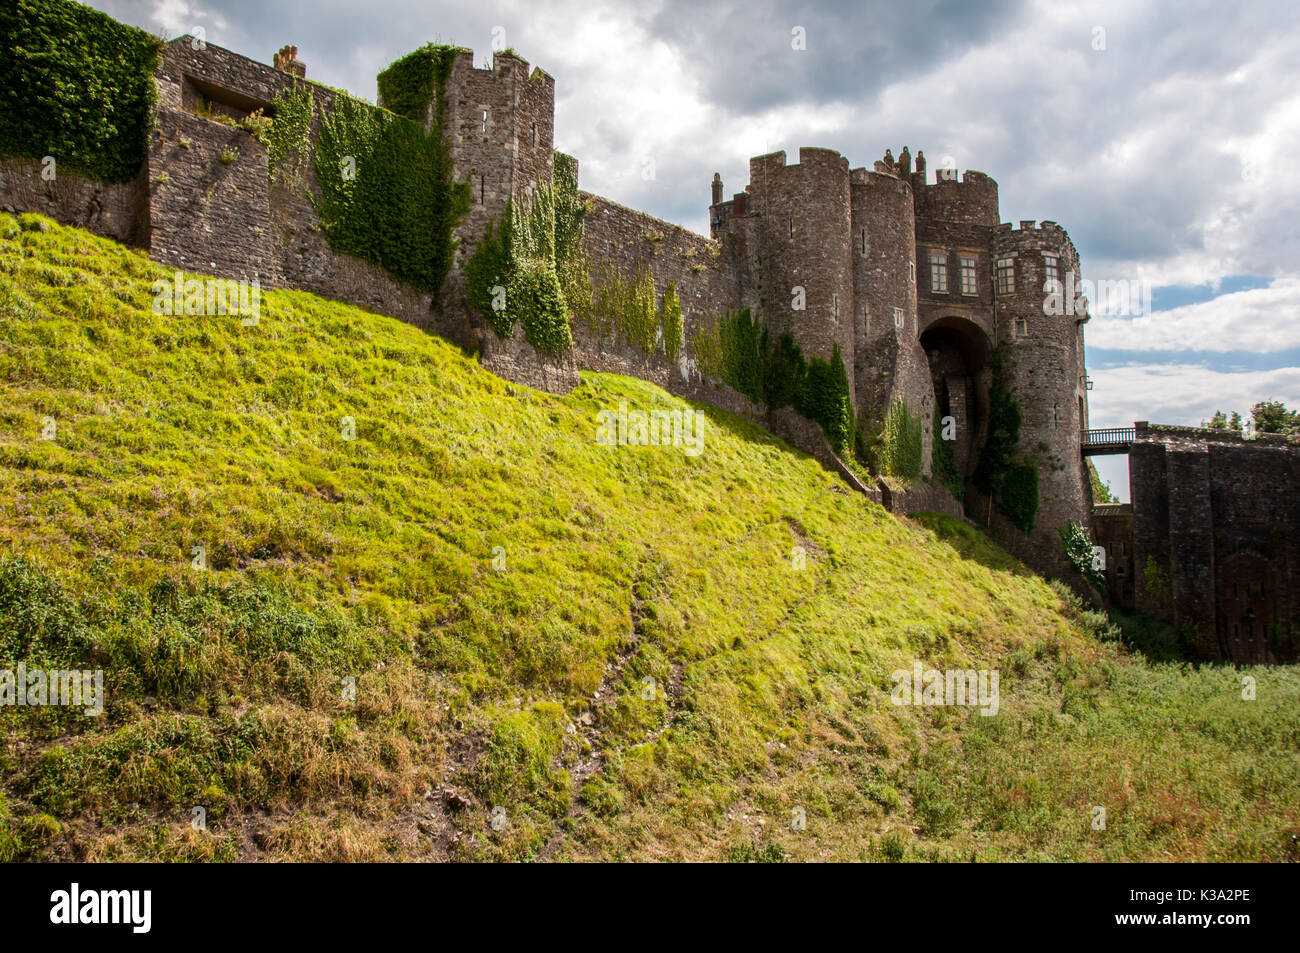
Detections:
[1129, 423, 1300, 663]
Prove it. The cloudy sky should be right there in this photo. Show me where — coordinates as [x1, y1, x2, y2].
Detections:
[91, 0, 1300, 500]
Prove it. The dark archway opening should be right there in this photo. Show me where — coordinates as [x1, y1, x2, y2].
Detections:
[921, 317, 992, 482]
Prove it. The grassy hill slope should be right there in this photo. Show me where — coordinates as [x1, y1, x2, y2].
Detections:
[1, 213, 1297, 861]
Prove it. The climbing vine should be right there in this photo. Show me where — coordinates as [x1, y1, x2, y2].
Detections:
[314, 91, 469, 294]
[0, 0, 162, 183]
[592, 263, 659, 354]
[464, 183, 575, 354]
[1060, 521, 1105, 592]
[871, 396, 923, 480]
[800, 344, 855, 455]
[932, 407, 963, 500]
[267, 82, 314, 185]
[553, 152, 593, 325]
[661, 282, 683, 361]
[973, 349, 1039, 531]
[375, 43, 464, 125]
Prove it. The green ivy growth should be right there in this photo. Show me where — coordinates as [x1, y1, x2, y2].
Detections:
[872, 396, 923, 480]
[1087, 459, 1118, 504]
[592, 263, 659, 354]
[464, 184, 575, 354]
[973, 351, 1039, 532]
[0, 0, 162, 182]
[799, 344, 855, 456]
[314, 92, 470, 294]
[661, 283, 683, 361]
[693, 318, 854, 455]
[1059, 521, 1105, 593]
[266, 83, 314, 185]
[553, 152, 593, 326]
[932, 407, 963, 500]
[376, 43, 464, 125]
[717, 309, 765, 403]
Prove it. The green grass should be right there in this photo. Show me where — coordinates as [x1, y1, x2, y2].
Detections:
[0, 212, 1297, 861]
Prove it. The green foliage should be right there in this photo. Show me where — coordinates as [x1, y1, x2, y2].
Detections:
[1087, 459, 1117, 504]
[762, 331, 807, 411]
[375, 43, 464, 125]
[266, 83, 314, 185]
[973, 353, 1039, 531]
[314, 92, 470, 294]
[553, 151, 593, 325]
[660, 282, 683, 361]
[1059, 521, 1105, 592]
[593, 263, 659, 354]
[1252, 400, 1300, 435]
[716, 308, 764, 403]
[871, 396, 923, 480]
[465, 185, 575, 354]
[932, 408, 963, 501]
[798, 344, 855, 455]
[1205, 401, 1299, 435]
[0, 0, 162, 182]
[464, 218, 514, 337]
[998, 458, 1039, 532]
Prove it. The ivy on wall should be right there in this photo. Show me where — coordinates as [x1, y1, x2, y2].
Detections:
[464, 151, 591, 355]
[661, 283, 682, 361]
[313, 92, 470, 294]
[266, 83, 314, 185]
[553, 152, 593, 326]
[800, 345, 854, 456]
[973, 350, 1040, 531]
[590, 263, 659, 354]
[692, 316, 854, 455]
[464, 183, 575, 355]
[1060, 521, 1105, 592]
[0, 0, 162, 183]
[871, 396, 923, 480]
[375, 44, 464, 126]
[932, 407, 963, 501]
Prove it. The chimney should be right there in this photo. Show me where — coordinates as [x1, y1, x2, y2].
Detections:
[273, 44, 306, 78]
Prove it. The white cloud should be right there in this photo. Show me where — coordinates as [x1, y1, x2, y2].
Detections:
[1089, 277, 1300, 353]
[1088, 362, 1300, 428]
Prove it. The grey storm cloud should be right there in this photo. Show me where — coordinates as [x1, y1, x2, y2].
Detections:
[640, 0, 1027, 114]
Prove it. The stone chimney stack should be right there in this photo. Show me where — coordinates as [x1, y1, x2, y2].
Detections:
[273, 44, 306, 78]
[711, 172, 723, 205]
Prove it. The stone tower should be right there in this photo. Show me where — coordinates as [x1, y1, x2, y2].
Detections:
[991, 220, 1092, 572]
[746, 148, 856, 404]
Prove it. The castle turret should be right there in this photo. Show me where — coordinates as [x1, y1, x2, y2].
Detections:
[991, 219, 1092, 572]
[747, 148, 855, 403]
[711, 172, 723, 206]
[850, 166, 931, 473]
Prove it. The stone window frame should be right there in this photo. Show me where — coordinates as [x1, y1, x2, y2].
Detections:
[996, 257, 1016, 295]
[893, 306, 905, 329]
[959, 255, 977, 296]
[1014, 316, 1028, 337]
[908, 260, 915, 283]
[930, 251, 948, 294]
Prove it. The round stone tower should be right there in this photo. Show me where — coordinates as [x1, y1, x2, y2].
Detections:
[991, 219, 1092, 573]
[850, 166, 932, 474]
[748, 148, 855, 403]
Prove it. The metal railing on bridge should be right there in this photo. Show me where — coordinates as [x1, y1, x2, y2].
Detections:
[1081, 427, 1135, 455]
